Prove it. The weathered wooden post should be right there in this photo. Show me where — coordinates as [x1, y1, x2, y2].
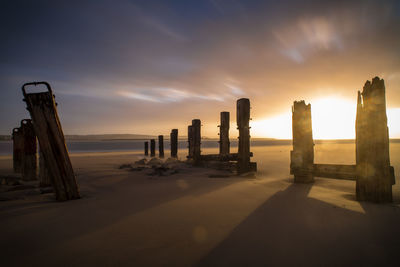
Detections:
[22, 82, 79, 201]
[356, 77, 394, 202]
[290, 100, 314, 183]
[188, 125, 194, 159]
[237, 99, 251, 173]
[192, 119, 201, 164]
[39, 150, 52, 187]
[219, 111, 230, 156]
[144, 141, 149, 156]
[170, 129, 178, 158]
[20, 119, 37, 181]
[12, 127, 23, 173]
[158, 135, 164, 158]
[150, 139, 156, 157]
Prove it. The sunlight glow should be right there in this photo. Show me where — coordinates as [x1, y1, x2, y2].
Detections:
[251, 97, 400, 139]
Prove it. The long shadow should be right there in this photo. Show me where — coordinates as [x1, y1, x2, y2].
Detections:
[198, 182, 400, 266]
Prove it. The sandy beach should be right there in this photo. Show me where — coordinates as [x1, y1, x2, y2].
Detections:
[0, 143, 400, 266]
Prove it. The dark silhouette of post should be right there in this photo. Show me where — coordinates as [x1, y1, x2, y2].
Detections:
[22, 82, 79, 201]
[356, 77, 394, 202]
[39, 149, 51, 187]
[158, 135, 164, 158]
[188, 125, 194, 159]
[144, 141, 149, 156]
[219, 111, 230, 156]
[290, 100, 314, 183]
[237, 99, 251, 173]
[192, 119, 201, 164]
[150, 139, 156, 157]
[170, 129, 178, 158]
[12, 127, 23, 173]
[20, 119, 37, 181]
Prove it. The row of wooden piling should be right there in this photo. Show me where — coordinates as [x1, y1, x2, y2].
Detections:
[143, 98, 257, 174]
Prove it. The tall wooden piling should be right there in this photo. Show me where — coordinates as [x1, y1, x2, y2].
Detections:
[150, 139, 156, 157]
[290, 100, 314, 183]
[170, 129, 178, 158]
[12, 127, 23, 173]
[20, 119, 37, 181]
[356, 77, 394, 202]
[144, 141, 149, 156]
[22, 82, 79, 201]
[188, 125, 194, 159]
[237, 99, 251, 173]
[219, 111, 230, 156]
[158, 135, 164, 158]
[192, 119, 201, 164]
[39, 150, 52, 187]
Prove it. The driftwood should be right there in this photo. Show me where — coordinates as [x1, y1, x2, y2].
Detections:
[22, 82, 79, 201]
[20, 119, 37, 181]
[12, 127, 23, 173]
[170, 129, 178, 158]
[158, 135, 164, 158]
[290, 100, 314, 183]
[219, 111, 230, 156]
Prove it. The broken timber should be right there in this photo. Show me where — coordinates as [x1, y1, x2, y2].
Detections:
[150, 139, 156, 157]
[170, 129, 178, 158]
[188, 125, 194, 159]
[22, 81, 79, 201]
[290, 100, 314, 183]
[39, 149, 52, 187]
[20, 119, 37, 181]
[355, 77, 394, 202]
[144, 141, 149, 156]
[12, 127, 23, 173]
[237, 98, 256, 173]
[192, 120, 201, 164]
[158, 135, 164, 158]
[219, 111, 230, 156]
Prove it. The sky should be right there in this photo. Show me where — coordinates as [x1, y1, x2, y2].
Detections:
[1, 0, 400, 139]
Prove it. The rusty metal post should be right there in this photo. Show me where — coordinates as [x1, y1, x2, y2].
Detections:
[12, 127, 23, 173]
[150, 139, 156, 157]
[356, 77, 394, 202]
[170, 129, 178, 158]
[22, 82, 79, 201]
[158, 135, 164, 158]
[219, 111, 230, 156]
[39, 149, 52, 187]
[144, 141, 149, 156]
[237, 99, 251, 173]
[188, 125, 193, 159]
[192, 119, 201, 165]
[20, 119, 37, 181]
[290, 100, 314, 183]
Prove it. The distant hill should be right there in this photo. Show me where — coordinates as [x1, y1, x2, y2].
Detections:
[65, 134, 157, 141]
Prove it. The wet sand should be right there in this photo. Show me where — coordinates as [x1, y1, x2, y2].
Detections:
[0, 144, 400, 266]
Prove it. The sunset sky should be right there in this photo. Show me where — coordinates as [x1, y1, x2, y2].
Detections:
[1, 0, 400, 139]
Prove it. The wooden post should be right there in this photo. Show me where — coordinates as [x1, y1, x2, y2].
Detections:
[12, 127, 23, 173]
[22, 82, 79, 201]
[20, 119, 37, 181]
[237, 99, 251, 173]
[170, 129, 178, 158]
[219, 111, 230, 156]
[39, 150, 52, 187]
[158, 135, 164, 158]
[356, 77, 394, 202]
[150, 139, 156, 157]
[192, 119, 201, 164]
[188, 125, 194, 159]
[144, 141, 149, 156]
[290, 100, 314, 183]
